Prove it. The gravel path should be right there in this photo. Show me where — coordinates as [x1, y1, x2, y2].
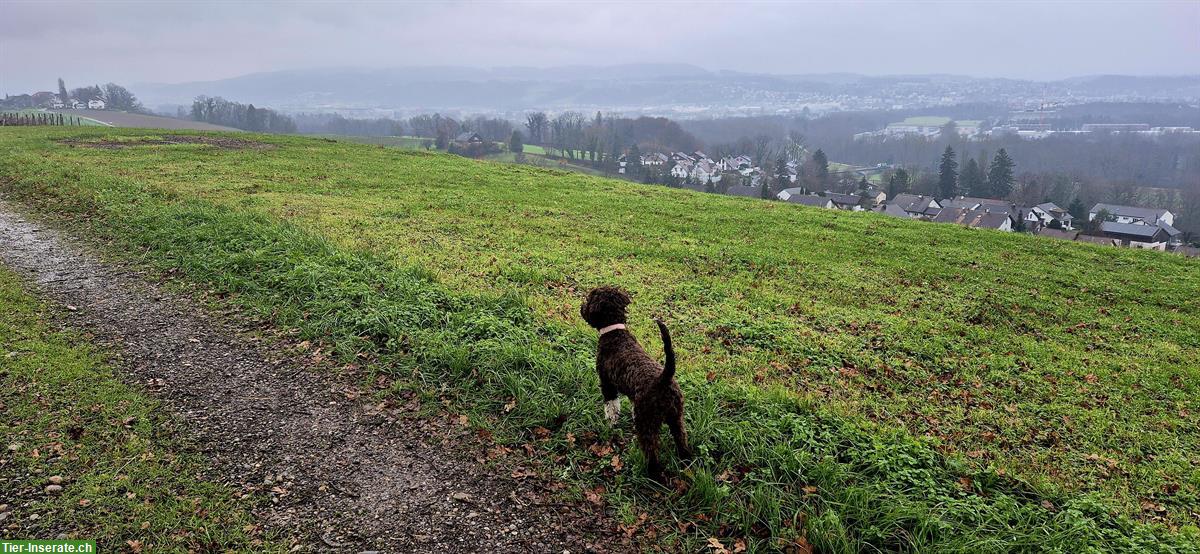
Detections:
[0, 198, 627, 553]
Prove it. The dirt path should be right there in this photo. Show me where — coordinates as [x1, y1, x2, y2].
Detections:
[0, 198, 626, 552]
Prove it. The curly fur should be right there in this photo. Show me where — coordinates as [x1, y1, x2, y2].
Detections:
[580, 286, 691, 480]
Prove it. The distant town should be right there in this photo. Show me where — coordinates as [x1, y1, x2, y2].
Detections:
[616, 147, 1194, 256]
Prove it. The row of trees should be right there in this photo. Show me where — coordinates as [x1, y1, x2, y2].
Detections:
[936, 146, 1015, 199]
[522, 112, 699, 165]
[190, 96, 296, 133]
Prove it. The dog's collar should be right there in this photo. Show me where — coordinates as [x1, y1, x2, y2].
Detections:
[597, 323, 626, 335]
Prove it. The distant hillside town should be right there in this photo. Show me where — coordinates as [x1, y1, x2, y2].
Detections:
[854, 114, 1198, 142]
[617, 147, 1194, 256]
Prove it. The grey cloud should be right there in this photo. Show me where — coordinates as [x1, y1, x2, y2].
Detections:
[2, 0, 1197, 95]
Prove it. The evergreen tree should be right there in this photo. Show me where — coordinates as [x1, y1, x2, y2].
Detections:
[626, 144, 642, 179]
[811, 149, 829, 189]
[759, 178, 771, 199]
[937, 145, 959, 199]
[508, 130, 524, 154]
[960, 158, 986, 197]
[57, 78, 68, 102]
[1067, 197, 1087, 221]
[887, 168, 910, 198]
[704, 177, 716, 193]
[986, 148, 1016, 199]
[435, 129, 448, 150]
[775, 154, 791, 188]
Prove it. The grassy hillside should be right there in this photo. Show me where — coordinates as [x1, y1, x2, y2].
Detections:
[0, 267, 286, 551]
[2, 128, 1198, 551]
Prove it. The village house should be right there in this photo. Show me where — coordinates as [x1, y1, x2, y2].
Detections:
[1088, 203, 1173, 227]
[641, 153, 668, 166]
[1029, 202, 1074, 229]
[932, 208, 1013, 231]
[877, 194, 942, 219]
[823, 192, 867, 211]
[1099, 221, 1181, 250]
[453, 131, 484, 146]
[776, 188, 834, 208]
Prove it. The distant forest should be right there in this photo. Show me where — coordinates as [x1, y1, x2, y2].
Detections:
[190, 96, 296, 133]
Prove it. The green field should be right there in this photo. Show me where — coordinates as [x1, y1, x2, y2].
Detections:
[0, 267, 286, 551]
[1, 128, 1197, 551]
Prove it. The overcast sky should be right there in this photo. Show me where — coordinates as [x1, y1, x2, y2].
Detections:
[2, 0, 1198, 94]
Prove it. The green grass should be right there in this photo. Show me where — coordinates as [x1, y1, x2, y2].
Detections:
[0, 266, 287, 551]
[1, 127, 1198, 552]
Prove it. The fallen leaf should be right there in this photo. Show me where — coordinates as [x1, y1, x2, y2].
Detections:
[611, 455, 623, 470]
[589, 443, 613, 457]
[707, 538, 730, 554]
[733, 538, 747, 553]
[126, 540, 142, 553]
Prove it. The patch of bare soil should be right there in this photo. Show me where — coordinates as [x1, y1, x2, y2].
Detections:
[0, 198, 629, 552]
[59, 135, 273, 150]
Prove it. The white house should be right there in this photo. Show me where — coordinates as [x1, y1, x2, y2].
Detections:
[1029, 202, 1074, 229]
[87, 99, 106, 110]
[1088, 203, 1173, 227]
[883, 194, 942, 219]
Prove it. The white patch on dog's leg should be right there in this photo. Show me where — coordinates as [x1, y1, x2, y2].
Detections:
[604, 398, 621, 424]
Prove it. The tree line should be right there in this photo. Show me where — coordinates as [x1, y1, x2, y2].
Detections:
[190, 96, 296, 133]
[0, 78, 144, 112]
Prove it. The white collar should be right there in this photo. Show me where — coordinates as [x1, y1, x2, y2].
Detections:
[598, 323, 626, 335]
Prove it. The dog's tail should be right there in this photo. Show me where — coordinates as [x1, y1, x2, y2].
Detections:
[656, 319, 675, 385]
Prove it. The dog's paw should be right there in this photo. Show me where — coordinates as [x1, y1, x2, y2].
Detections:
[603, 399, 621, 424]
